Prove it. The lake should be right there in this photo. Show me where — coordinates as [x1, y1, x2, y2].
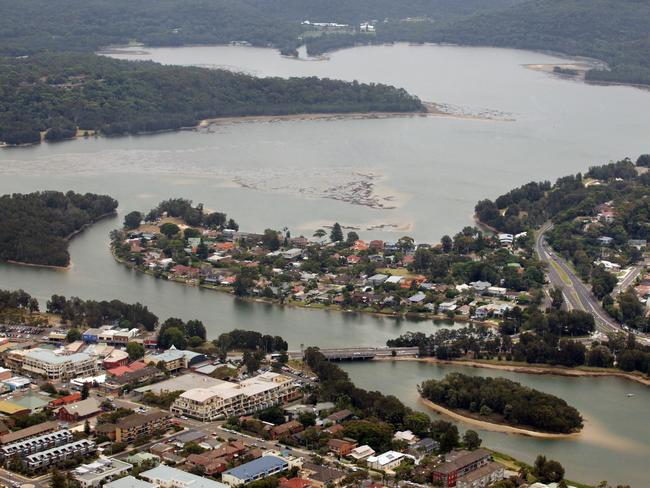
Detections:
[1, 43, 650, 485]
[342, 360, 650, 487]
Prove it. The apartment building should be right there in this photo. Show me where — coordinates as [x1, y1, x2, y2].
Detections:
[0, 421, 59, 445]
[115, 410, 171, 443]
[25, 439, 96, 470]
[171, 372, 300, 421]
[0, 429, 72, 459]
[432, 449, 496, 488]
[19, 349, 97, 380]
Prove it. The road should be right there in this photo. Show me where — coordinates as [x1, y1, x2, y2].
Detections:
[535, 222, 622, 334]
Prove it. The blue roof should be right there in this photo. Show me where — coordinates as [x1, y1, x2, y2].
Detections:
[223, 455, 288, 480]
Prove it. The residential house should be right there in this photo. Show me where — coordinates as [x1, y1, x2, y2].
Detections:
[349, 444, 375, 461]
[221, 455, 289, 487]
[327, 438, 357, 456]
[367, 451, 406, 472]
[270, 420, 303, 440]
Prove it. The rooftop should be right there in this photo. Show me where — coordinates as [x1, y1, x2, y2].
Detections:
[223, 455, 288, 480]
[135, 372, 223, 395]
[105, 476, 155, 488]
[141, 464, 228, 488]
[24, 348, 91, 365]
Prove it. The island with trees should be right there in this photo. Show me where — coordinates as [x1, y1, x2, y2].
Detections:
[0, 191, 118, 267]
[419, 372, 584, 435]
[0, 53, 424, 146]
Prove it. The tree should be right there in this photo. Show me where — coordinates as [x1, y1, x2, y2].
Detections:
[84, 419, 91, 435]
[462, 430, 482, 450]
[330, 223, 343, 242]
[159, 326, 187, 349]
[441, 235, 453, 253]
[51, 468, 67, 488]
[243, 350, 264, 373]
[159, 222, 180, 238]
[262, 229, 281, 251]
[550, 286, 564, 310]
[123, 211, 143, 229]
[185, 319, 206, 340]
[298, 411, 317, 427]
[533, 455, 565, 483]
[81, 382, 90, 400]
[313, 229, 326, 241]
[636, 154, 650, 167]
[126, 342, 145, 361]
[346, 231, 360, 246]
[66, 328, 82, 343]
[404, 412, 431, 437]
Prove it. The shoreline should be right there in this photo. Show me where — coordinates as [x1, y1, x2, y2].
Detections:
[2, 211, 116, 271]
[418, 397, 580, 439]
[378, 356, 650, 388]
[110, 246, 494, 325]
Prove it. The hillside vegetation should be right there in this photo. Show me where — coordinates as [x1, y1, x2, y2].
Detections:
[0, 191, 118, 266]
[0, 53, 424, 145]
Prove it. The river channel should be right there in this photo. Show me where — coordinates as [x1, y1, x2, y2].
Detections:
[1, 43, 650, 486]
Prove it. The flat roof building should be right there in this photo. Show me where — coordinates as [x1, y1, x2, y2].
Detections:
[21, 349, 97, 380]
[25, 439, 96, 470]
[140, 464, 228, 488]
[105, 476, 155, 488]
[74, 458, 133, 488]
[171, 372, 299, 421]
[222, 455, 289, 486]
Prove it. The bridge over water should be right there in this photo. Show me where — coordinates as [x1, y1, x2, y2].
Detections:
[287, 346, 419, 361]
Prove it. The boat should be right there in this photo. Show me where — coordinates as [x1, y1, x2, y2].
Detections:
[627, 393, 635, 398]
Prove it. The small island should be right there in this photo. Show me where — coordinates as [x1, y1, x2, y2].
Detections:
[419, 372, 583, 436]
[0, 191, 118, 267]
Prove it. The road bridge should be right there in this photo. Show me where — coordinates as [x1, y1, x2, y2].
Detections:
[287, 347, 419, 361]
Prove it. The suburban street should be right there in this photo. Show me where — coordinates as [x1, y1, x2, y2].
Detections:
[535, 222, 623, 334]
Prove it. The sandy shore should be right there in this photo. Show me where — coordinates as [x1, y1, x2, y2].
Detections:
[381, 356, 650, 388]
[419, 398, 580, 439]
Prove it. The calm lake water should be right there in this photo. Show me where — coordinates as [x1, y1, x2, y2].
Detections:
[342, 360, 650, 487]
[1, 43, 650, 485]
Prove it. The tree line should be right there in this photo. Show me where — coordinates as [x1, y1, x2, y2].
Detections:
[0, 53, 424, 145]
[0, 191, 117, 266]
[419, 372, 583, 434]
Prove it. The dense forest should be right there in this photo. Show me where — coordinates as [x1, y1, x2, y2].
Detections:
[419, 372, 583, 434]
[2, 0, 648, 86]
[0, 53, 424, 145]
[0, 0, 519, 55]
[0, 191, 117, 266]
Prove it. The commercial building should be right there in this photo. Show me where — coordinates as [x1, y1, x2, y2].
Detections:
[74, 458, 133, 488]
[20, 349, 97, 380]
[144, 346, 206, 372]
[431, 449, 493, 488]
[222, 455, 289, 486]
[367, 451, 407, 472]
[115, 410, 171, 443]
[25, 439, 96, 470]
[0, 429, 72, 459]
[171, 372, 299, 421]
[140, 464, 228, 488]
[56, 398, 102, 422]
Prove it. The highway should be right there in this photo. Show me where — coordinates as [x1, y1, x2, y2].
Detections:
[535, 222, 622, 334]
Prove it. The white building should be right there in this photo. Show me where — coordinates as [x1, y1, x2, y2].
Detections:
[367, 451, 406, 471]
[349, 444, 375, 461]
[394, 430, 418, 445]
[21, 349, 97, 380]
[74, 458, 133, 488]
[171, 372, 299, 421]
[140, 464, 228, 488]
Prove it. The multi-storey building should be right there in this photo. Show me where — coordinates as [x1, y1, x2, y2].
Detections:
[74, 458, 133, 488]
[432, 449, 498, 488]
[0, 429, 72, 459]
[171, 372, 300, 421]
[115, 410, 171, 443]
[0, 421, 59, 445]
[19, 349, 97, 380]
[144, 346, 205, 373]
[25, 439, 96, 470]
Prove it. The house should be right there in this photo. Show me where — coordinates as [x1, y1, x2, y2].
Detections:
[347, 255, 361, 265]
[221, 455, 289, 486]
[56, 398, 102, 422]
[487, 286, 507, 296]
[327, 438, 357, 456]
[469, 281, 492, 293]
[270, 420, 303, 440]
[393, 430, 418, 445]
[497, 234, 513, 246]
[595, 260, 621, 272]
[384, 276, 403, 285]
[408, 292, 426, 304]
[325, 409, 353, 424]
[303, 462, 346, 488]
[367, 274, 389, 287]
[49, 392, 82, 408]
[279, 477, 312, 488]
[597, 236, 614, 246]
[349, 444, 375, 461]
[367, 451, 406, 472]
[408, 438, 438, 460]
[438, 301, 457, 313]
